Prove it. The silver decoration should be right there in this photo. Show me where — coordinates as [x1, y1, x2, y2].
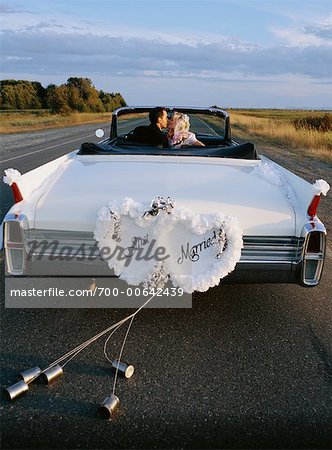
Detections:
[108, 209, 121, 242]
[215, 228, 228, 259]
[143, 196, 175, 218]
[143, 261, 170, 290]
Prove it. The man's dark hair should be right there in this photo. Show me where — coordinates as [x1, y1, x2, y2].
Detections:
[149, 107, 166, 125]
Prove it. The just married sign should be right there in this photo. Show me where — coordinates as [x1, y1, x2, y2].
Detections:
[94, 197, 243, 293]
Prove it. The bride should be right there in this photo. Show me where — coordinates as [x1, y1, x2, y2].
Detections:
[168, 112, 205, 148]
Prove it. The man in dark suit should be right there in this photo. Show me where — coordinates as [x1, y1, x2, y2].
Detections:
[131, 107, 169, 147]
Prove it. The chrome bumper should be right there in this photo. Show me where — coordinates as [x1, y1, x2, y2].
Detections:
[3, 216, 327, 286]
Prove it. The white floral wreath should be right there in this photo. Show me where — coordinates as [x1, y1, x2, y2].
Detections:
[94, 198, 243, 293]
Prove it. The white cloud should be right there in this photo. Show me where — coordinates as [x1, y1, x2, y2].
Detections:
[4, 56, 32, 61]
[1, 6, 331, 107]
[1, 28, 331, 80]
[0, 9, 231, 46]
[270, 13, 332, 47]
[271, 26, 324, 47]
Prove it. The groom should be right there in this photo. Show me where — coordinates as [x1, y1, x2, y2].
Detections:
[131, 107, 169, 147]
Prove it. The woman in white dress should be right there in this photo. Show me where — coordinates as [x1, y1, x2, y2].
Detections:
[168, 112, 205, 148]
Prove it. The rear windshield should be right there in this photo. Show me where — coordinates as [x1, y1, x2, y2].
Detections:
[189, 113, 225, 138]
[117, 112, 225, 138]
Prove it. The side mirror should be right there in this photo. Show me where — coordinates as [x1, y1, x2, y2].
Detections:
[95, 129, 105, 138]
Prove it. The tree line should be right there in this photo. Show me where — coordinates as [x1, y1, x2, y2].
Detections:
[0, 78, 126, 114]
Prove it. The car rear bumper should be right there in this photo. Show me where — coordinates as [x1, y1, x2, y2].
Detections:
[3, 217, 327, 287]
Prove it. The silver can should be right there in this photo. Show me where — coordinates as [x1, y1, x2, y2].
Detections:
[111, 360, 134, 379]
[19, 366, 41, 384]
[3, 380, 29, 401]
[39, 364, 63, 384]
[98, 394, 120, 419]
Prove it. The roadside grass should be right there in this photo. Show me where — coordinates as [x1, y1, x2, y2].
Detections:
[231, 111, 332, 163]
[229, 108, 330, 121]
[203, 110, 331, 163]
[0, 111, 115, 134]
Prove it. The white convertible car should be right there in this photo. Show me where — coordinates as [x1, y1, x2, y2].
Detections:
[1, 107, 329, 293]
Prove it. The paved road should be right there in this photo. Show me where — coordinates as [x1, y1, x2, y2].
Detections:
[0, 118, 146, 223]
[0, 120, 331, 449]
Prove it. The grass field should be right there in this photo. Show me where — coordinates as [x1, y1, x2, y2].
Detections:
[230, 110, 332, 163]
[1, 108, 331, 163]
[0, 110, 115, 133]
[229, 108, 330, 120]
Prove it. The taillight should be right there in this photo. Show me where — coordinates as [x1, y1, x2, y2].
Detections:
[4, 215, 27, 275]
[302, 230, 325, 286]
[306, 231, 322, 253]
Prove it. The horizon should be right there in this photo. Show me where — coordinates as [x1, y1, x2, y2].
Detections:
[1, 78, 332, 111]
[1, 0, 332, 109]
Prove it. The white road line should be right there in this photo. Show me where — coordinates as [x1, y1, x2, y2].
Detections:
[195, 116, 220, 136]
[0, 118, 147, 164]
[0, 133, 94, 164]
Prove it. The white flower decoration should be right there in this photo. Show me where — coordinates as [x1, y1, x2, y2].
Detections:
[3, 168, 22, 186]
[95, 198, 243, 293]
[313, 179, 330, 196]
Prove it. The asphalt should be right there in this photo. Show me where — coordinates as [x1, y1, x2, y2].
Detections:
[0, 119, 331, 450]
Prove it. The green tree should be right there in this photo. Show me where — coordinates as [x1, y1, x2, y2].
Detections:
[0, 84, 17, 109]
[47, 84, 71, 114]
[0, 78, 126, 112]
[66, 77, 104, 112]
[67, 85, 87, 112]
[0, 80, 43, 109]
[45, 84, 57, 109]
[15, 82, 42, 109]
[67, 77, 94, 100]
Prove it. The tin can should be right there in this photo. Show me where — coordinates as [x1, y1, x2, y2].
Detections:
[3, 380, 29, 401]
[19, 366, 41, 384]
[39, 364, 63, 384]
[98, 394, 120, 419]
[111, 360, 134, 379]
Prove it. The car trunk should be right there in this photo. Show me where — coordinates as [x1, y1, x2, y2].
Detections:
[33, 154, 295, 236]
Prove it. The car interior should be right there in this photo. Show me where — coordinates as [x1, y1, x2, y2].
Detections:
[78, 139, 259, 160]
[77, 109, 259, 160]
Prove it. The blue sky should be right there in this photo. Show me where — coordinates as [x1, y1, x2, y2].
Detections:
[1, 0, 332, 108]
